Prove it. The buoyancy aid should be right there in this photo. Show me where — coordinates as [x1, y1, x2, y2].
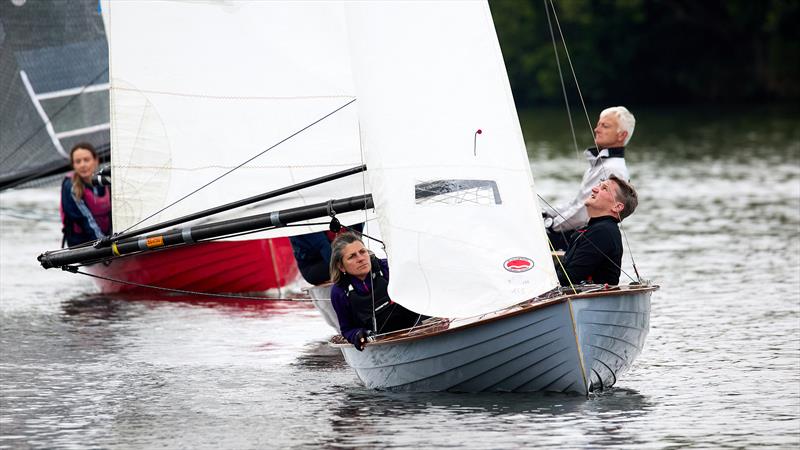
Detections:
[344, 257, 392, 331]
[60, 172, 112, 238]
[342, 256, 424, 334]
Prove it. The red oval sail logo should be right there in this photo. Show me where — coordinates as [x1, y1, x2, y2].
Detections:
[504, 257, 534, 273]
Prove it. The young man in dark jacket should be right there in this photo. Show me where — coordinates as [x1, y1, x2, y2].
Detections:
[556, 174, 638, 286]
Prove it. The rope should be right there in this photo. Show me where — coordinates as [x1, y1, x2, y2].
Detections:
[548, 237, 577, 295]
[66, 267, 313, 302]
[118, 97, 357, 235]
[543, 0, 641, 283]
[538, 194, 637, 284]
[544, 0, 581, 161]
[547, 0, 594, 147]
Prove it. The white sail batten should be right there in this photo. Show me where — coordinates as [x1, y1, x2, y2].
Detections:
[345, 2, 558, 318]
[102, 1, 369, 235]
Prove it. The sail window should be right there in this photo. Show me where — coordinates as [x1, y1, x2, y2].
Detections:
[415, 179, 501, 206]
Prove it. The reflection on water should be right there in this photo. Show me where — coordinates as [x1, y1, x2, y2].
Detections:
[1, 109, 799, 448]
[324, 388, 655, 448]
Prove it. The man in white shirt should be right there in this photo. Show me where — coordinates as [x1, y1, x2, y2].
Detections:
[544, 106, 635, 250]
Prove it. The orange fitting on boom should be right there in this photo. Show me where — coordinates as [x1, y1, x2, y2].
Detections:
[146, 236, 165, 248]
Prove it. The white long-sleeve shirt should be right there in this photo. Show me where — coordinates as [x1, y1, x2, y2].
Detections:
[544, 147, 629, 232]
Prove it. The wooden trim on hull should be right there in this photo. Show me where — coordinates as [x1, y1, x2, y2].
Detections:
[334, 285, 657, 395]
[85, 237, 299, 294]
[333, 284, 658, 347]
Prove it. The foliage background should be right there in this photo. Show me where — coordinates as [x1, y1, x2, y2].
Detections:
[490, 0, 800, 107]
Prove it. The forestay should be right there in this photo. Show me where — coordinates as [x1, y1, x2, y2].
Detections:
[100, 1, 369, 235]
[345, 2, 558, 318]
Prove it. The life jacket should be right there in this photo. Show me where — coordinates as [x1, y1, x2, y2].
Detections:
[342, 257, 393, 332]
[60, 172, 112, 239]
[341, 256, 424, 334]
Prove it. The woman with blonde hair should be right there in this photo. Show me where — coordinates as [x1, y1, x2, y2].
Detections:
[60, 142, 111, 247]
[329, 232, 423, 350]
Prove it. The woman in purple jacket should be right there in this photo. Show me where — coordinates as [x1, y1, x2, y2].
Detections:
[329, 233, 424, 351]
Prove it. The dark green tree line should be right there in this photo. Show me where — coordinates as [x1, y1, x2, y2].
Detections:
[490, 0, 800, 107]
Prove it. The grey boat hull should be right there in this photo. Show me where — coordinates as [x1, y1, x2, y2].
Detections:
[335, 286, 655, 395]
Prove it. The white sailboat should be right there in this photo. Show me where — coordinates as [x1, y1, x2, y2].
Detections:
[38, 1, 657, 395]
[325, 2, 657, 395]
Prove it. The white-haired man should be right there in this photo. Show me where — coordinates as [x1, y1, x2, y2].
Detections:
[544, 106, 635, 250]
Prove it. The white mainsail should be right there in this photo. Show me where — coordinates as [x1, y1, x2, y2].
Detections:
[345, 1, 558, 318]
[101, 1, 369, 235]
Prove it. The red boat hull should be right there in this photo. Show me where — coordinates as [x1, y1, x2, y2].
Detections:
[86, 237, 300, 294]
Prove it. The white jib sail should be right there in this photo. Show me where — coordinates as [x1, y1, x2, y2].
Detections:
[345, 1, 558, 318]
[101, 1, 370, 236]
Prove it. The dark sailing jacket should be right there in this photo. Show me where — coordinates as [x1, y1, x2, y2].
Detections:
[331, 257, 391, 345]
[331, 257, 422, 346]
[556, 215, 623, 286]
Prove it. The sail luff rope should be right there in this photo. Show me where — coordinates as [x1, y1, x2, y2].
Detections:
[0, 68, 110, 168]
[118, 97, 357, 235]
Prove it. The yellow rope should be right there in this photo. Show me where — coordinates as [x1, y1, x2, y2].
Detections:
[549, 237, 577, 295]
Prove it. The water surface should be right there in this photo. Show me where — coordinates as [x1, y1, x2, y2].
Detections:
[1, 108, 799, 448]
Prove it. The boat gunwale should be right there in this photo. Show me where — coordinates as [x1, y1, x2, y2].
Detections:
[332, 284, 659, 348]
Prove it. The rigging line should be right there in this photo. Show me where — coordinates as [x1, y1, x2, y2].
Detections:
[537, 193, 636, 284]
[549, 3, 616, 188]
[568, 230, 637, 284]
[620, 226, 641, 282]
[549, 0, 625, 207]
[327, 124, 381, 249]
[548, 0, 594, 146]
[118, 97, 358, 235]
[548, 0, 622, 191]
[544, 0, 581, 162]
[0, 68, 110, 168]
[547, 0, 640, 280]
[356, 121, 378, 333]
[67, 268, 312, 301]
[549, 236, 578, 295]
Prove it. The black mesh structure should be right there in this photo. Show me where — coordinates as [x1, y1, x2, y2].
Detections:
[0, 0, 109, 188]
